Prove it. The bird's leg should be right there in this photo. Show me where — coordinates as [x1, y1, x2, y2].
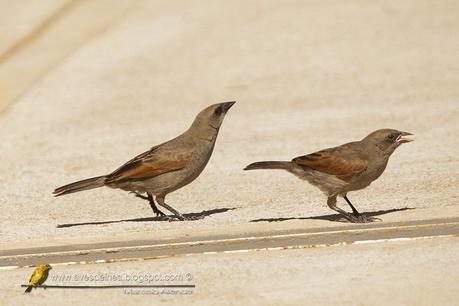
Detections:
[130, 191, 166, 217]
[342, 195, 381, 223]
[327, 196, 358, 222]
[155, 196, 185, 221]
[343, 195, 361, 216]
[130, 191, 148, 200]
[155, 196, 203, 221]
[147, 193, 166, 217]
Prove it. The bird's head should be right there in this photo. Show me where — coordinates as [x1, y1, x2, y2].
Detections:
[38, 263, 52, 272]
[191, 101, 236, 132]
[363, 129, 413, 154]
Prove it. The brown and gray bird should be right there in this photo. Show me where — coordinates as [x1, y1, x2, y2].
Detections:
[244, 129, 413, 223]
[54, 101, 235, 221]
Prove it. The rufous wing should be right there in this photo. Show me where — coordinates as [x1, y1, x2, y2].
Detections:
[105, 147, 190, 183]
[292, 149, 368, 180]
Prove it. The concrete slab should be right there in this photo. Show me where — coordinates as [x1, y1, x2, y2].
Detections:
[1, 217, 459, 267]
[1, 237, 458, 305]
[0, 0, 458, 249]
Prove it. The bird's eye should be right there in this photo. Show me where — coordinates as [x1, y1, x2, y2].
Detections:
[387, 134, 396, 140]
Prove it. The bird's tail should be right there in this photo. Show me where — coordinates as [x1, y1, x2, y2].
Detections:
[53, 176, 107, 197]
[24, 285, 32, 293]
[244, 161, 293, 171]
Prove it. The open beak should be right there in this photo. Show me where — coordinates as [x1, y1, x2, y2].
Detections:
[397, 131, 414, 143]
[219, 101, 236, 113]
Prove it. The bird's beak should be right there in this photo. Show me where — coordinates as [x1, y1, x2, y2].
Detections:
[219, 101, 236, 113]
[397, 131, 414, 143]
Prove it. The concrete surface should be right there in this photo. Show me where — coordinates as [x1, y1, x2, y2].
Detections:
[0, 0, 66, 56]
[0, 0, 458, 305]
[2, 217, 458, 267]
[0, 0, 133, 110]
[2, 237, 459, 305]
[0, 0, 458, 248]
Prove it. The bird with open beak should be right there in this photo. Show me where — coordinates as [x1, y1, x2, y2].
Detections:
[244, 129, 413, 223]
[54, 101, 236, 221]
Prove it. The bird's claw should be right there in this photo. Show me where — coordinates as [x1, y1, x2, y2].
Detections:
[154, 210, 166, 217]
[339, 214, 382, 223]
[157, 215, 177, 222]
[360, 216, 382, 223]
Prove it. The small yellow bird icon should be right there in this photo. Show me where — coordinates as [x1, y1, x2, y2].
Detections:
[24, 263, 52, 293]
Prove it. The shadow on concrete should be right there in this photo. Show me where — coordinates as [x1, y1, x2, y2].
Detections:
[57, 207, 237, 228]
[250, 207, 415, 223]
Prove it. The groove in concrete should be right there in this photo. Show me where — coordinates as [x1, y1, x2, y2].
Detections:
[0, 0, 133, 114]
[1, 217, 458, 268]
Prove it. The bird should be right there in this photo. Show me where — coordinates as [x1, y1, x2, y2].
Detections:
[244, 129, 413, 223]
[54, 101, 236, 221]
[24, 263, 52, 293]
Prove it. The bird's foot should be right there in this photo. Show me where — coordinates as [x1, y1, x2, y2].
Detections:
[157, 215, 179, 222]
[339, 214, 382, 223]
[365, 216, 382, 222]
[152, 209, 166, 217]
[155, 211, 166, 217]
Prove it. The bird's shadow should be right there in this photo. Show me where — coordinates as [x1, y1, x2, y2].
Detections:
[57, 207, 237, 228]
[250, 207, 415, 223]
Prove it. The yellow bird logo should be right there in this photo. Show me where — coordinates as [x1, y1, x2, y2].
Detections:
[24, 264, 52, 293]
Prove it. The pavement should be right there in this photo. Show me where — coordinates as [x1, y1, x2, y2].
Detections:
[2, 236, 459, 306]
[1, 217, 458, 268]
[0, 0, 458, 305]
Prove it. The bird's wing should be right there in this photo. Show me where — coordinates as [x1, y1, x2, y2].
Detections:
[292, 146, 368, 180]
[105, 146, 191, 183]
[28, 268, 41, 284]
[28, 270, 37, 284]
[37, 270, 49, 286]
